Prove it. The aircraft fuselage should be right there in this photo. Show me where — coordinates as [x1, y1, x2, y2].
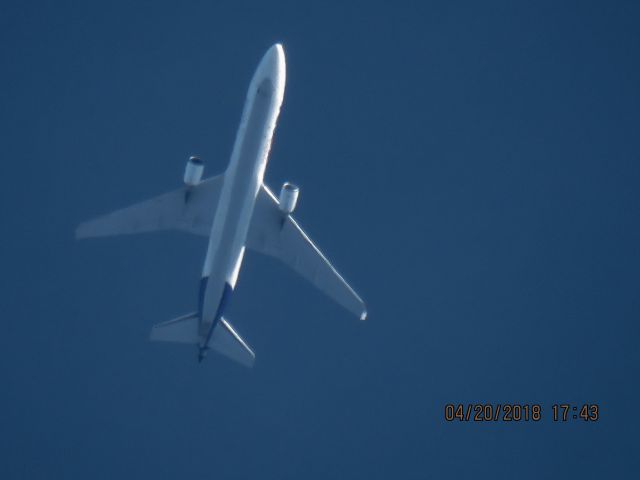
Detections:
[197, 45, 286, 355]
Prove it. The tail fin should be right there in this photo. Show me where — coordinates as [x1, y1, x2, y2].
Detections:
[150, 313, 255, 367]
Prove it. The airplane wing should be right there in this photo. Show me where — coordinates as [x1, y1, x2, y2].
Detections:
[246, 184, 367, 320]
[75, 175, 224, 239]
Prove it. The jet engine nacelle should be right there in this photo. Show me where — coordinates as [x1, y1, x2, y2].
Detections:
[278, 182, 299, 214]
[184, 156, 204, 186]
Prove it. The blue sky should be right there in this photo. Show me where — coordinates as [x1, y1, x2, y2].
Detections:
[1, 1, 639, 478]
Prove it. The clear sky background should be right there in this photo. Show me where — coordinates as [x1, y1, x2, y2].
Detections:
[1, 1, 639, 478]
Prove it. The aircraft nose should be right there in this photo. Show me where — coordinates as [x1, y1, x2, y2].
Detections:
[257, 43, 286, 87]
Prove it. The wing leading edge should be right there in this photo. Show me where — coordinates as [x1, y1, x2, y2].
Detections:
[75, 174, 224, 239]
[246, 184, 367, 320]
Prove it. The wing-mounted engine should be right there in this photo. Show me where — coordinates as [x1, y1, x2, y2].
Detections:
[184, 155, 204, 186]
[278, 182, 299, 214]
[183, 155, 205, 202]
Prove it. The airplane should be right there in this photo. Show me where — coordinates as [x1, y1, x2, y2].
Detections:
[76, 44, 366, 367]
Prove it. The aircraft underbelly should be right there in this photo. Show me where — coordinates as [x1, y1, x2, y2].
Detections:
[200, 78, 277, 330]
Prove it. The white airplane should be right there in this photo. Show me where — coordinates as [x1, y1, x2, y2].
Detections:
[76, 44, 366, 367]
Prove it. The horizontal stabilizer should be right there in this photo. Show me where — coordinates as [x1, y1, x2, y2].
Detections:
[149, 314, 255, 367]
[150, 312, 199, 343]
[209, 318, 255, 368]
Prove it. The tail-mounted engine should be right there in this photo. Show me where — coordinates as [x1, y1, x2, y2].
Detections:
[184, 155, 204, 186]
[278, 182, 299, 214]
